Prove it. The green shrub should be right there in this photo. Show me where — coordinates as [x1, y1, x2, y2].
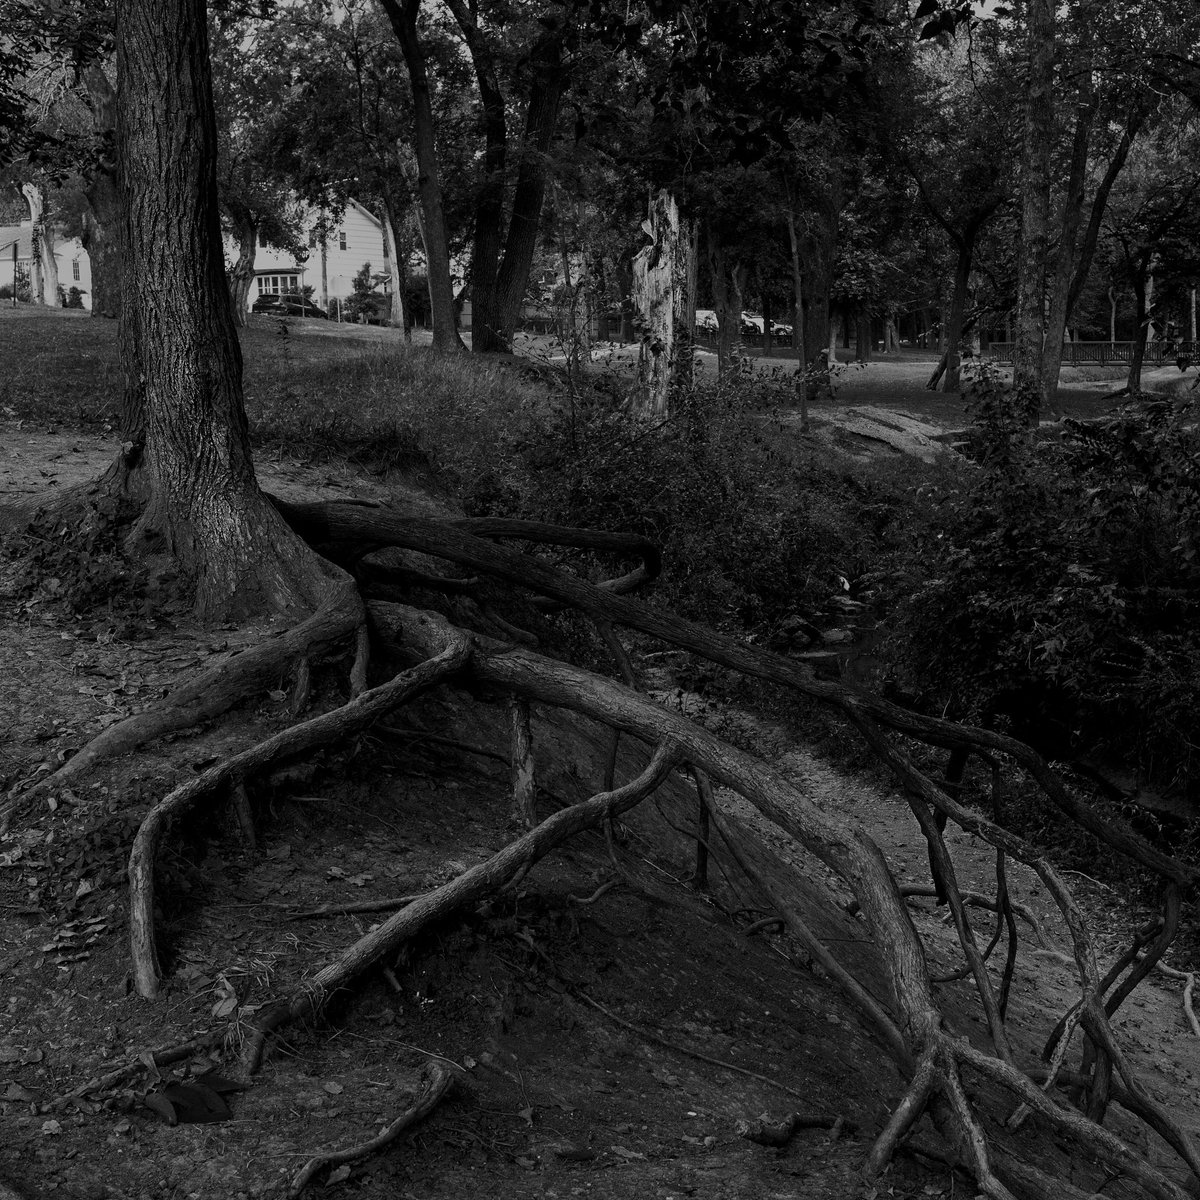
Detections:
[887, 371, 1200, 798]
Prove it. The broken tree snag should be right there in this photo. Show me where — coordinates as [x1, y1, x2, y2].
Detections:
[1, 569, 363, 832]
[128, 633, 471, 999]
[371, 605, 1196, 1198]
[630, 189, 694, 419]
[242, 738, 682, 1073]
[288, 1060, 460, 1197]
[508, 696, 536, 827]
[276, 498, 1197, 890]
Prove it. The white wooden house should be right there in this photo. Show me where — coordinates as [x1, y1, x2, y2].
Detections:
[0, 220, 93, 308]
[241, 199, 390, 315]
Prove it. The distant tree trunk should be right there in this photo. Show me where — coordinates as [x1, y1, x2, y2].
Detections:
[115, 0, 327, 620]
[1040, 69, 1097, 417]
[855, 311, 872, 362]
[226, 212, 257, 327]
[706, 225, 747, 378]
[1012, 0, 1055, 421]
[379, 0, 463, 353]
[632, 191, 694, 417]
[884, 314, 899, 353]
[446, 0, 565, 354]
[1109, 286, 1117, 342]
[1127, 270, 1148, 392]
[22, 183, 60, 307]
[82, 65, 123, 319]
[784, 205, 809, 421]
[942, 230, 976, 393]
[381, 193, 407, 333]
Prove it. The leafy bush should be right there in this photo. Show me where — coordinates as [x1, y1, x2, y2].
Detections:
[887, 370, 1200, 798]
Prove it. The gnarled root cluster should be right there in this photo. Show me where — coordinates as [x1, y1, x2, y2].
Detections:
[8, 494, 1199, 1200]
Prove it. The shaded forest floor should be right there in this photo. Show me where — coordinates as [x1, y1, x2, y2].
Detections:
[2, 310, 1198, 1200]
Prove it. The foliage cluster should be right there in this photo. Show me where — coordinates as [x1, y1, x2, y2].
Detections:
[887, 371, 1200, 800]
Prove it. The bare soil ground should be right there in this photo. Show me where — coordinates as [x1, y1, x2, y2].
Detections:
[2, 318, 1198, 1200]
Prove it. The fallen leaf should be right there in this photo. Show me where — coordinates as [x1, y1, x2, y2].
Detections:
[610, 1145, 645, 1160]
[41, 1120, 62, 1136]
[3, 1082, 38, 1102]
[326, 1165, 351, 1185]
[323, 1081, 344, 1095]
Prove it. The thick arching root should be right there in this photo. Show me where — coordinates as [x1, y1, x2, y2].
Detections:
[127, 631, 471, 998]
[0, 569, 365, 832]
[360, 602, 1197, 1200]
[241, 739, 682, 1073]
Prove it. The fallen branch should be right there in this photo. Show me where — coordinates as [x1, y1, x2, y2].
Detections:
[736, 1110, 852, 1146]
[242, 735, 681, 1073]
[288, 1060, 459, 1197]
[52, 1031, 226, 1108]
[128, 632, 471, 998]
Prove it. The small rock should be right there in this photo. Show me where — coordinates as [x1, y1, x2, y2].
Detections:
[821, 628, 854, 645]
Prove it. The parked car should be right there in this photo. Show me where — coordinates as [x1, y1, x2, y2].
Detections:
[771, 321, 793, 338]
[694, 308, 719, 333]
[740, 313, 765, 335]
[253, 293, 328, 319]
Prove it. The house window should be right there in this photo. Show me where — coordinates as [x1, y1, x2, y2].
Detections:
[257, 274, 300, 295]
[338, 231, 347, 250]
[72, 259, 80, 281]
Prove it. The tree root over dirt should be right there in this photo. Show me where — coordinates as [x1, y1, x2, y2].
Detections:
[288, 1059, 460, 1198]
[12, 493, 1200, 1199]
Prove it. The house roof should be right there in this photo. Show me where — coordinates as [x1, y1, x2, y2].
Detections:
[0, 224, 33, 259]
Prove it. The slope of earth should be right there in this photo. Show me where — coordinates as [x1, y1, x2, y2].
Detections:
[2, 317, 1199, 1200]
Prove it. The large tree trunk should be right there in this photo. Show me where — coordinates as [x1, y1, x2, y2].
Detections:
[484, 55, 565, 352]
[22, 183, 60, 307]
[226, 211, 257, 328]
[82, 65, 123, 319]
[1012, 0, 1055, 422]
[115, 0, 328, 620]
[378, 0, 462, 353]
[631, 191, 694, 418]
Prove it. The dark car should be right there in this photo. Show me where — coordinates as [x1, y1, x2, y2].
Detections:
[252, 293, 327, 319]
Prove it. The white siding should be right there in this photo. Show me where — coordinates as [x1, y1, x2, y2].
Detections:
[233, 200, 387, 312]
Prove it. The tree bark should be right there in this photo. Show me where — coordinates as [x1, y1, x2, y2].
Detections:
[631, 191, 694, 417]
[784, 206, 809, 420]
[707, 225, 747, 379]
[226, 210, 257, 328]
[1012, 0, 1055, 421]
[82, 65, 123, 320]
[22, 183, 60, 307]
[1127, 270, 1148, 393]
[942, 229, 976, 393]
[115, 0, 329, 619]
[378, 0, 462, 353]
[381, 191, 408, 332]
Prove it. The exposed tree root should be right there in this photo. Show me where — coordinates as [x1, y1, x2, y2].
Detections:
[288, 1060, 460, 1198]
[366, 603, 1197, 1200]
[128, 634, 471, 998]
[241, 740, 681, 1074]
[0, 567, 364, 833]
[51, 1031, 227, 1109]
[287, 894, 428, 921]
[276, 498, 1197, 890]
